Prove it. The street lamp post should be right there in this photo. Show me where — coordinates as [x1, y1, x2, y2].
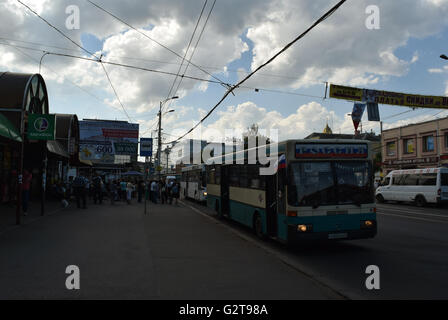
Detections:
[157, 96, 178, 180]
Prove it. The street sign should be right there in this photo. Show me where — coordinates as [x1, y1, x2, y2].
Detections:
[28, 114, 55, 140]
[367, 102, 380, 121]
[140, 138, 153, 157]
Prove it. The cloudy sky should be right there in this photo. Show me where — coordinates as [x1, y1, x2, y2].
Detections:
[2, 0, 448, 145]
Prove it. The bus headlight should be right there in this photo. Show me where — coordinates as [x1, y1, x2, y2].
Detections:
[298, 224, 313, 232]
[203, 192, 207, 196]
[361, 220, 375, 228]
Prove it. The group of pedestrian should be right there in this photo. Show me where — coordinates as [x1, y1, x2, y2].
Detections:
[70, 173, 144, 209]
[149, 179, 180, 205]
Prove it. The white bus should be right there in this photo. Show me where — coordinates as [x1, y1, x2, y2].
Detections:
[375, 167, 448, 206]
[180, 164, 207, 202]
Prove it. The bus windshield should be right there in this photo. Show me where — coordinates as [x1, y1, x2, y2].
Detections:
[288, 161, 373, 207]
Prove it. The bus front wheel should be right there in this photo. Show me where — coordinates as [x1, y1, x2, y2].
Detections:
[253, 213, 265, 239]
[216, 201, 223, 219]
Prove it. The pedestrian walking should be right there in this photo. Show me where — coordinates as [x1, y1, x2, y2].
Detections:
[92, 175, 103, 204]
[73, 173, 87, 209]
[120, 180, 127, 201]
[109, 181, 117, 205]
[22, 169, 32, 216]
[167, 179, 174, 204]
[171, 182, 180, 205]
[150, 180, 158, 204]
[163, 181, 168, 204]
[126, 181, 134, 204]
[137, 180, 144, 203]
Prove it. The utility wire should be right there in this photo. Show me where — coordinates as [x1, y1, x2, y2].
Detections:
[171, 0, 217, 105]
[15, 0, 139, 123]
[100, 62, 134, 122]
[8, 45, 130, 118]
[16, 0, 98, 59]
[167, 0, 348, 144]
[0, 37, 312, 82]
[85, 0, 229, 89]
[0, 40, 329, 102]
[44, 51, 226, 85]
[165, 0, 208, 106]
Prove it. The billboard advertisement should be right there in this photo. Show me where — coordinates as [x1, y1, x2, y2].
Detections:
[79, 120, 139, 164]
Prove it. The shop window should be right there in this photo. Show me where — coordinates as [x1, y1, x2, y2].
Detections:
[422, 135, 435, 152]
[403, 139, 415, 154]
[386, 141, 396, 157]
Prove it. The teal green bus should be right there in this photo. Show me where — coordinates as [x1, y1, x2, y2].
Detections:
[206, 139, 377, 244]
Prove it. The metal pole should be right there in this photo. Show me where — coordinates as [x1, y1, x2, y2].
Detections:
[16, 109, 25, 225]
[157, 101, 162, 181]
[144, 156, 148, 215]
[41, 141, 47, 216]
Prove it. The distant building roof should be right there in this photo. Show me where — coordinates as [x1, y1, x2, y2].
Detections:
[323, 122, 333, 134]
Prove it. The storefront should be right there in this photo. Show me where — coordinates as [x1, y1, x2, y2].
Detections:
[382, 116, 448, 174]
[0, 73, 49, 215]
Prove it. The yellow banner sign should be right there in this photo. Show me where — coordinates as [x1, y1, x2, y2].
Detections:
[329, 84, 448, 109]
[329, 85, 363, 101]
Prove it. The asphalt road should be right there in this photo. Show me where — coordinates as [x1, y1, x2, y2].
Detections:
[0, 200, 338, 299]
[184, 200, 448, 299]
[1, 198, 446, 299]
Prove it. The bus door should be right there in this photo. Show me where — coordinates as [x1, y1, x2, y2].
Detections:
[277, 166, 287, 216]
[220, 165, 230, 216]
[265, 173, 278, 237]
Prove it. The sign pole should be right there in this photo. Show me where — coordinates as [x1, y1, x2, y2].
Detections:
[41, 140, 47, 216]
[144, 156, 148, 215]
[140, 138, 153, 215]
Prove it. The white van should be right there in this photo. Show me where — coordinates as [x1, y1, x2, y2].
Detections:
[375, 167, 448, 206]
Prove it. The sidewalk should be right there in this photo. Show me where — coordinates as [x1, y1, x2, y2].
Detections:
[0, 198, 339, 299]
[0, 199, 67, 234]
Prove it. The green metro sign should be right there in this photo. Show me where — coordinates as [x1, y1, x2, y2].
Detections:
[28, 114, 55, 140]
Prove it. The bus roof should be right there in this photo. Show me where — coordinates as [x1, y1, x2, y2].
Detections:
[207, 139, 371, 164]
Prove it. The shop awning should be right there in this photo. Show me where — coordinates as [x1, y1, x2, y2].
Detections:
[47, 140, 69, 158]
[78, 156, 93, 167]
[0, 113, 22, 142]
[70, 154, 93, 167]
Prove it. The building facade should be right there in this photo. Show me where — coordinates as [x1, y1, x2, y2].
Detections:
[382, 116, 448, 173]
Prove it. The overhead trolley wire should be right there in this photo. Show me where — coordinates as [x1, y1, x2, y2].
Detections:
[165, 0, 209, 106]
[171, 0, 217, 105]
[166, 0, 348, 144]
[16, 0, 138, 123]
[85, 0, 230, 89]
[16, 0, 98, 59]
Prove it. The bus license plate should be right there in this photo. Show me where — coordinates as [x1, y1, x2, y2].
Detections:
[328, 233, 348, 240]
